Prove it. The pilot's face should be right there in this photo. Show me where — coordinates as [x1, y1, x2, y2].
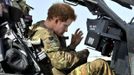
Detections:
[54, 19, 73, 36]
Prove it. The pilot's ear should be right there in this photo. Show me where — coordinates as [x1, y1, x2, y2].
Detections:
[55, 19, 58, 23]
[55, 18, 61, 24]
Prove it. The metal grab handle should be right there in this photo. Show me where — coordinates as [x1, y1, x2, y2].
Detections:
[63, 0, 79, 6]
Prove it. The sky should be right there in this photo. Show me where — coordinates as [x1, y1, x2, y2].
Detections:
[27, 0, 134, 60]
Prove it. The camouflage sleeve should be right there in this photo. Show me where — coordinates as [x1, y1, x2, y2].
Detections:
[31, 27, 80, 70]
[49, 51, 80, 70]
[31, 27, 60, 53]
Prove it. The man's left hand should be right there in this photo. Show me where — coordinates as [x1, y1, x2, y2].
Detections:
[69, 28, 83, 49]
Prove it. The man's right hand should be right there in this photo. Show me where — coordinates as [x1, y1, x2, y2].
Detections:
[77, 49, 90, 63]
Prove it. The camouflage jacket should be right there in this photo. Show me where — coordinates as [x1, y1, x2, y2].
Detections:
[30, 21, 81, 72]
